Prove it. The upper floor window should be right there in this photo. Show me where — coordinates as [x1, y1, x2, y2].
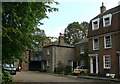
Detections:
[93, 38, 99, 50]
[104, 35, 112, 48]
[103, 14, 112, 27]
[80, 45, 84, 54]
[92, 18, 100, 30]
[103, 55, 111, 69]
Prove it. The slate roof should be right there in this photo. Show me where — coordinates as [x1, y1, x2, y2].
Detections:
[75, 38, 88, 45]
[92, 5, 120, 20]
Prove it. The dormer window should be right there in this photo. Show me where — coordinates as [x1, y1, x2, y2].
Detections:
[103, 14, 112, 27]
[92, 18, 100, 30]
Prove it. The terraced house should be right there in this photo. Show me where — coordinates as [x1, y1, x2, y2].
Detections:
[88, 3, 120, 77]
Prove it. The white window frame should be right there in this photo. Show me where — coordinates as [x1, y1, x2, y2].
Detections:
[80, 45, 84, 54]
[46, 60, 49, 67]
[103, 55, 111, 69]
[93, 38, 99, 50]
[104, 35, 112, 49]
[92, 18, 100, 30]
[47, 49, 50, 55]
[103, 14, 112, 27]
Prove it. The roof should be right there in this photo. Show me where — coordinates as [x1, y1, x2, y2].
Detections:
[43, 40, 75, 48]
[92, 5, 120, 20]
[75, 38, 88, 45]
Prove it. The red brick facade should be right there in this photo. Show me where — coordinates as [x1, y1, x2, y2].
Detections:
[88, 4, 120, 77]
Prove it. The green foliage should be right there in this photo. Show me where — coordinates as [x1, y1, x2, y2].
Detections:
[64, 21, 89, 45]
[64, 65, 72, 75]
[2, 71, 13, 84]
[55, 61, 65, 74]
[2, 2, 59, 63]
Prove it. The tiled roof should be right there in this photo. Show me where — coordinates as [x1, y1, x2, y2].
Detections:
[75, 38, 88, 45]
[92, 5, 120, 20]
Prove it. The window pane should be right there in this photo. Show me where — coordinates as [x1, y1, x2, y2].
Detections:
[105, 35, 112, 48]
[93, 38, 99, 50]
[104, 55, 110, 69]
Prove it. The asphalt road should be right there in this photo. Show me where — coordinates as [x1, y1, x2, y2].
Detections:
[12, 71, 115, 84]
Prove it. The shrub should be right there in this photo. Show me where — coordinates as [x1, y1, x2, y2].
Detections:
[2, 71, 13, 84]
[64, 65, 72, 75]
[55, 61, 65, 74]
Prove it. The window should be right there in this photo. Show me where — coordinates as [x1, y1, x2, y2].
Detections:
[80, 45, 84, 54]
[104, 35, 112, 48]
[103, 55, 111, 69]
[47, 49, 50, 55]
[103, 14, 112, 27]
[93, 38, 99, 50]
[46, 60, 49, 67]
[92, 18, 100, 30]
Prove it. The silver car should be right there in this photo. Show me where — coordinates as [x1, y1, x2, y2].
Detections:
[3, 64, 16, 75]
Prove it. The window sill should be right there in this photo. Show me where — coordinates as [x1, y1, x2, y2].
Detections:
[104, 47, 112, 49]
[104, 68, 110, 69]
[103, 24, 111, 27]
[93, 49, 99, 51]
[80, 52, 84, 54]
[92, 28, 99, 31]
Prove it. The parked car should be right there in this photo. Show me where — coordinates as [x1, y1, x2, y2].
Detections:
[2, 64, 16, 75]
[72, 66, 88, 75]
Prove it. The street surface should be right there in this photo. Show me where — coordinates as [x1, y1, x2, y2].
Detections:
[12, 71, 116, 84]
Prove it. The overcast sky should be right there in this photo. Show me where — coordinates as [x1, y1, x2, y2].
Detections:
[40, 0, 120, 37]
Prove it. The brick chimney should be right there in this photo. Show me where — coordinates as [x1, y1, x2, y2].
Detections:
[100, 2, 106, 14]
[58, 33, 64, 45]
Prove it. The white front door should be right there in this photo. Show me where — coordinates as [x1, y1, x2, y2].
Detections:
[89, 54, 98, 74]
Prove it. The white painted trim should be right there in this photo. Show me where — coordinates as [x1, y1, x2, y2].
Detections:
[89, 54, 98, 74]
[103, 14, 112, 27]
[90, 57, 93, 73]
[103, 55, 111, 69]
[93, 38, 99, 50]
[96, 55, 98, 73]
[104, 35, 112, 49]
[92, 18, 100, 30]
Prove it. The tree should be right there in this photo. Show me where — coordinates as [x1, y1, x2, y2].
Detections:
[64, 21, 89, 45]
[2, 2, 59, 63]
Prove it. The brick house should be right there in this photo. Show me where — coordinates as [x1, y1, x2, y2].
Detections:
[42, 33, 75, 73]
[74, 38, 89, 68]
[88, 3, 120, 77]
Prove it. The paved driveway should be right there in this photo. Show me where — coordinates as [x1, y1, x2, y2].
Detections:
[13, 71, 112, 83]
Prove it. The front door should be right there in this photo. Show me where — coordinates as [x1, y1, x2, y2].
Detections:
[118, 54, 120, 74]
[93, 58, 96, 73]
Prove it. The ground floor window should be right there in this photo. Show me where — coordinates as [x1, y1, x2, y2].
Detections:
[103, 55, 111, 69]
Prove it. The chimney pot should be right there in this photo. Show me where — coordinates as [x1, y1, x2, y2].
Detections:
[59, 33, 64, 45]
[100, 2, 106, 14]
